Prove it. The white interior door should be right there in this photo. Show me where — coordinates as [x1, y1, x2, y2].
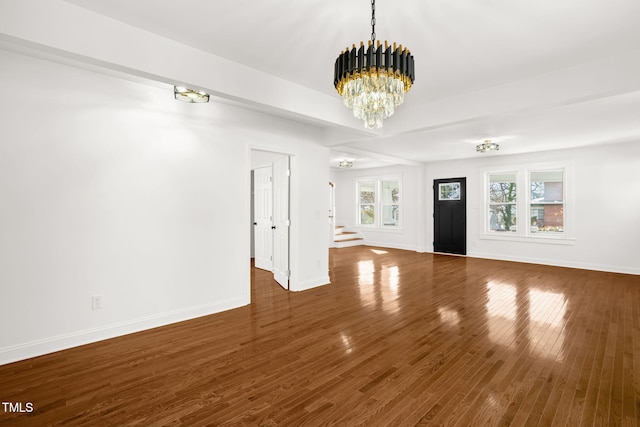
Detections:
[253, 166, 273, 271]
[272, 157, 290, 289]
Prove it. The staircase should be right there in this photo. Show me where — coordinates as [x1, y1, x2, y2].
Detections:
[333, 226, 364, 248]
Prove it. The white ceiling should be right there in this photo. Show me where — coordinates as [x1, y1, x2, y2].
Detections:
[62, 0, 640, 168]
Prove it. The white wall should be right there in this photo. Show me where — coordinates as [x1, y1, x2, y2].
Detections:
[332, 165, 426, 252]
[332, 143, 639, 275]
[255, 144, 330, 292]
[425, 141, 640, 275]
[0, 49, 329, 364]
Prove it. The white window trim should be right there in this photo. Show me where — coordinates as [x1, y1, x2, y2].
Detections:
[356, 179, 377, 228]
[480, 233, 576, 245]
[480, 162, 574, 244]
[487, 170, 518, 233]
[355, 175, 403, 230]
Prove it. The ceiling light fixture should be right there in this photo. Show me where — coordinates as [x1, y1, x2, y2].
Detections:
[338, 160, 354, 168]
[476, 140, 500, 153]
[174, 86, 210, 103]
[334, 0, 415, 129]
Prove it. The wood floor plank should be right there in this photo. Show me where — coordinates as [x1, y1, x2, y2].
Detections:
[0, 246, 639, 426]
[631, 280, 640, 424]
[621, 286, 637, 423]
[563, 277, 609, 426]
[533, 284, 591, 426]
[548, 278, 606, 427]
[581, 281, 615, 426]
[608, 287, 626, 425]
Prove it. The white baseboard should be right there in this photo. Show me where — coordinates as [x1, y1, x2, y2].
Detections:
[0, 296, 250, 366]
[468, 252, 640, 276]
[345, 244, 638, 276]
[293, 276, 331, 292]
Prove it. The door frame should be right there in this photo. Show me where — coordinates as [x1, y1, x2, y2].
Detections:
[433, 177, 467, 255]
[328, 181, 335, 248]
[249, 148, 293, 293]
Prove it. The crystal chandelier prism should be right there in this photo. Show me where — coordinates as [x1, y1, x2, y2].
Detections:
[334, 0, 415, 129]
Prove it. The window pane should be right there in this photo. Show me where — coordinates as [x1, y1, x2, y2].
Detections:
[439, 182, 460, 200]
[530, 171, 563, 202]
[359, 182, 375, 204]
[530, 204, 564, 233]
[489, 174, 517, 203]
[489, 205, 517, 232]
[382, 205, 399, 226]
[530, 170, 564, 234]
[381, 180, 399, 204]
[360, 204, 375, 224]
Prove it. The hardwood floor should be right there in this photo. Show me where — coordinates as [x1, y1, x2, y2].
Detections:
[1, 246, 639, 426]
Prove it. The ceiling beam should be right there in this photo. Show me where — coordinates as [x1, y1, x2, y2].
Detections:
[0, 0, 367, 133]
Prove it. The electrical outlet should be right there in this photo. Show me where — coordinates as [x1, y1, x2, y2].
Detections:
[92, 295, 102, 310]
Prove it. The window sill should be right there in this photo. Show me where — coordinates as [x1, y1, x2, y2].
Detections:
[480, 233, 575, 245]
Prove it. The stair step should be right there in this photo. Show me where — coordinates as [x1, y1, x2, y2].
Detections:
[333, 237, 365, 248]
[334, 232, 362, 241]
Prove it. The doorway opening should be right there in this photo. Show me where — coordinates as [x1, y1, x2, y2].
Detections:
[250, 150, 291, 291]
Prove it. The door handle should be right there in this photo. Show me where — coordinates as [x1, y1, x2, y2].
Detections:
[253, 222, 257, 225]
[272, 226, 276, 230]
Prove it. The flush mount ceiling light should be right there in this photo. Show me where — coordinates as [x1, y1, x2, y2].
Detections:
[174, 86, 210, 103]
[476, 140, 500, 153]
[334, 0, 415, 129]
[338, 160, 354, 168]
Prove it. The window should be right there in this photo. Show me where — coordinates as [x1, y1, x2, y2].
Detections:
[529, 170, 564, 234]
[381, 179, 400, 226]
[484, 167, 567, 239]
[358, 181, 376, 225]
[357, 177, 401, 228]
[488, 173, 517, 232]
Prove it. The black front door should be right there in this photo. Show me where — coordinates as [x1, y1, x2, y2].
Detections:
[433, 178, 466, 255]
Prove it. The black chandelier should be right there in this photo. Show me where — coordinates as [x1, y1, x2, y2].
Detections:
[334, 0, 415, 128]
